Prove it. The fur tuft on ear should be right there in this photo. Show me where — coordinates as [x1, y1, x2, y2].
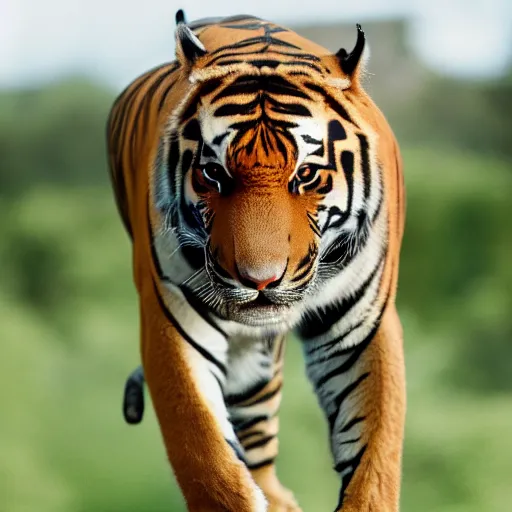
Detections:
[175, 22, 207, 66]
[336, 24, 366, 77]
[175, 9, 186, 25]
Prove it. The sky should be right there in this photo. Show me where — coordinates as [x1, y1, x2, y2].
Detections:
[1, 0, 511, 89]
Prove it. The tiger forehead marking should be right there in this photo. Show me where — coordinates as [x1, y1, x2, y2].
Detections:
[197, 74, 327, 177]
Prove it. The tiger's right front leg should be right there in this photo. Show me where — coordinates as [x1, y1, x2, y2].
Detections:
[138, 278, 267, 512]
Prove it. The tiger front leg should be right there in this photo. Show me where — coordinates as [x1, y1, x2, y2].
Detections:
[227, 336, 302, 512]
[301, 307, 405, 512]
[139, 279, 267, 512]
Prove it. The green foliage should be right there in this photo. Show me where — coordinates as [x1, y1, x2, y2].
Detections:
[1, 75, 511, 511]
[391, 73, 512, 160]
[0, 77, 114, 194]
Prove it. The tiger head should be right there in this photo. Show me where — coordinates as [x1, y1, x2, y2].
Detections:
[156, 15, 382, 328]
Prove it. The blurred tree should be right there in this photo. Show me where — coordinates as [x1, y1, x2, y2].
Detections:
[392, 68, 512, 160]
[0, 77, 114, 195]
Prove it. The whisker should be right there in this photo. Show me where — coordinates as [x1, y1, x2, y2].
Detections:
[181, 268, 206, 286]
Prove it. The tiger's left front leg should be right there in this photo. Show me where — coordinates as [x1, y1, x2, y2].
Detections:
[301, 306, 405, 512]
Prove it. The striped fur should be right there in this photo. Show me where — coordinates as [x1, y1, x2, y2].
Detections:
[107, 11, 405, 512]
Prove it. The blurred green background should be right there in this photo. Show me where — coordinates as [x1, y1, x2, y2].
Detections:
[1, 13, 512, 512]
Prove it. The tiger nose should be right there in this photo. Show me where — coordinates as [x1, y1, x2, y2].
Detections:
[238, 266, 285, 290]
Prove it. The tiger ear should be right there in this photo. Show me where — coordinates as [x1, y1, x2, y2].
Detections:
[175, 10, 207, 66]
[335, 24, 368, 81]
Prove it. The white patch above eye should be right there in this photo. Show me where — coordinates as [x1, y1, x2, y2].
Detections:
[289, 118, 325, 175]
[198, 108, 235, 169]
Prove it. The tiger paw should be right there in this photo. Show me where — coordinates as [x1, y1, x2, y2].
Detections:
[250, 466, 302, 512]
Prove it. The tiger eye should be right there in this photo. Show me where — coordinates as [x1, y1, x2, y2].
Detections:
[202, 163, 225, 183]
[199, 163, 234, 195]
[297, 165, 313, 181]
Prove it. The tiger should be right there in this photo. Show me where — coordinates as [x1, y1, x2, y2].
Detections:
[106, 9, 406, 512]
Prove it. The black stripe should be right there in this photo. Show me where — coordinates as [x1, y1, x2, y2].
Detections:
[233, 415, 269, 432]
[212, 75, 311, 104]
[212, 133, 229, 146]
[314, 336, 372, 390]
[183, 119, 201, 140]
[276, 60, 324, 73]
[327, 372, 370, 432]
[201, 144, 216, 157]
[158, 75, 179, 111]
[246, 457, 275, 470]
[263, 76, 312, 99]
[298, 251, 385, 340]
[305, 83, 355, 125]
[214, 96, 260, 117]
[317, 174, 333, 195]
[301, 134, 322, 145]
[339, 415, 365, 433]
[266, 51, 321, 61]
[110, 69, 156, 152]
[226, 439, 246, 463]
[336, 444, 368, 509]
[179, 78, 224, 122]
[247, 59, 280, 69]
[125, 74, 163, 175]
[290, 257, 316, 283]
[179, 285, 228, 337]
[305, 319, 365, 357]
[135, 67, 176, 143]
[339, 437, 361, 445]
[335, 443, 368, 474]
[206, 50, 273, 68]
[237, 429, 264, 442]
[226, 378, 270, 407]
[188, 15, 260, 30]
[239, 381, 283, 408]
[152, 279, 227, 377]
[357, 134, 371, 201]
[302, 174, 322, 193]
[244, 435, 275, 451]
[267, 98, 311, 117]
[107, 155, 132, 239]
[319, 219, 371, 267]
[306, 211, 321, 237]
[210, 35, 302, 56]
[311, 144, 325, 157]
[295, 248, 314, 273]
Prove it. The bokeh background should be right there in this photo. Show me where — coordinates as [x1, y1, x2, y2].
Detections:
[1, 1, 511, 511]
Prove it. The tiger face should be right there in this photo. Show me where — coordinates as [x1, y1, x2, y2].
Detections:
[156, 21, 378, 328]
